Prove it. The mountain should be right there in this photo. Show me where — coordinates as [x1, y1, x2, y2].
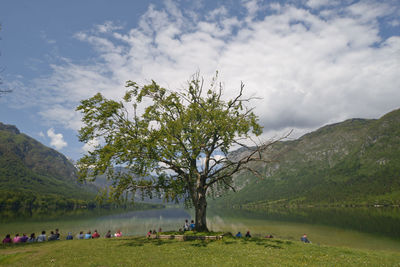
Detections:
[214, 108, 400, 207]
[0, 123, 95, 211]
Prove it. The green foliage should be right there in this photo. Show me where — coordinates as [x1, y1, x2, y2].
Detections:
[77, 72, 265, 231]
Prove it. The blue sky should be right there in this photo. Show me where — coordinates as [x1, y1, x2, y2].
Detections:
[0, 0, 399, 161]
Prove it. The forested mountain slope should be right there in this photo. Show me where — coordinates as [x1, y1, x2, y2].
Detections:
[214, 108, 400, 207]
[0, 123, 95, 211]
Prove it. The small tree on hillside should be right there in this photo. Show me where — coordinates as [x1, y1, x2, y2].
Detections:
[77, 73, 272, 232]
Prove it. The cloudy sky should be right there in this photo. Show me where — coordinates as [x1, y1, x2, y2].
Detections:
[0, 0, 399, 160]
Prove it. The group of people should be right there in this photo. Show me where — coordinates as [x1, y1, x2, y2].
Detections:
[235, 231, 252, 238]
[183, 219, 195, 231]
[146, 228, 162, 237]
[3, 222, 312, 244]
[235, 231, 310, 243]
[2, 229, 123, 244]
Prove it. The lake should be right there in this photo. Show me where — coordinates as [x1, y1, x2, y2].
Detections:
[1, 206, 400, 252]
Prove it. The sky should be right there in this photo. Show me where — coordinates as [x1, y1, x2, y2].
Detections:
[0, 0, 399, 161]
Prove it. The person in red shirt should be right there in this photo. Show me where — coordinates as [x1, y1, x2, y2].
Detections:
[92, 230, 100, 238]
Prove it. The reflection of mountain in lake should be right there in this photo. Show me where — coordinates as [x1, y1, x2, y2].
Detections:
[210, 207, 400, 240]
[98, 208, 190, 220]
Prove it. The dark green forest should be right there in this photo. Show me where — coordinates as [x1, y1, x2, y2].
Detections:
[0, 123, 97, 214]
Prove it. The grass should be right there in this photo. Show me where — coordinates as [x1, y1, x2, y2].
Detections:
[1, 236, 400, 266]
[160, 231, 225, 236]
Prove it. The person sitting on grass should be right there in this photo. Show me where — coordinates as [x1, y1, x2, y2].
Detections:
[92, 230, 100, 238]
[20, 233, 29, 243]
[146, 230, 152, 238]
[55, 229, 60, 240]
[245, 231, 252, 238]
[301, 234, 311, 243]
[184, 219, 189, 231]
[85, 231, 92, 239]
[2, 234, 12, 244]
[28, 233, 36, 242]
[66, 232, 73, 240]
[13, 234, 21, 243]
[37, 231, 46, 242]
[235, 232, 242, 238]
[190, 220, 195, 231]
[48, 231, 58, 241]
[115, 230, 122, 237]
[105, 230, 112, 238]
[77, 231, 84, 239]
[265, 234, 273, 238]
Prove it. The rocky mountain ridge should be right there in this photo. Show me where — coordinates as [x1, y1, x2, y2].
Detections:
[214, 108, 400, 207]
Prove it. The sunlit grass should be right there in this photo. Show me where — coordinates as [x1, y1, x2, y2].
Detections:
[1, 236, 400, 266]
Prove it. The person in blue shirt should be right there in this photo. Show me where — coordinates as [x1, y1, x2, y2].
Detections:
[190, 220, 195, 231]
[236, 231, 242, 238]
[77, 231, 84, 239]
[85, 231, 92, 239]
[301, 234, 311, 243]
[66, 232, 73, 240]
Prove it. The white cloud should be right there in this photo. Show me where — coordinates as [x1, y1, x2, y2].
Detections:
[306, 0, 339, 9]
[82, 138, 99, 153]
[7, 1, 400, 142]
[47, 128, 67, 150]
[96, 21, 123, 33]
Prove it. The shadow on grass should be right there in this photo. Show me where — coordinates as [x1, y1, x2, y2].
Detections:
[189, 241, 209, 247]
[223, 240, 237, 245]
[115, 237, 177, 247]
[237, 237, 293, 249]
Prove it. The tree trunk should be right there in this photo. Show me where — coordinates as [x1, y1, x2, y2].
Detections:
[194, 190, 208, 232]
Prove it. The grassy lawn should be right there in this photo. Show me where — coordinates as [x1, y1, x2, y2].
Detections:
[1, 236, 400, 266]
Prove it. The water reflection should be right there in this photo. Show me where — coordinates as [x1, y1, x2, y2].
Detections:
[0, 208, 190, 238]
[209, 207, 400, 240]
[1, 206, 400, 251]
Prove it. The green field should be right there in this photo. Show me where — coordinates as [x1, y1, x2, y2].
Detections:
[1, 236, 400, 266]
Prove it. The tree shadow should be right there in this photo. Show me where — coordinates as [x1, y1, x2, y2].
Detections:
[222, 240, 237, 245]
[114, 237, 171, 247]
[189, 241, 209, 247]
[187, 239, 219, 247]
[238, 237, 292, 249]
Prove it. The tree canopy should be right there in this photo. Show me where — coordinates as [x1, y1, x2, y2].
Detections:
[77, 73, 270, 231]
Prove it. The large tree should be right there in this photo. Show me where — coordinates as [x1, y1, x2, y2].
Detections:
[77, 73, 271, 231]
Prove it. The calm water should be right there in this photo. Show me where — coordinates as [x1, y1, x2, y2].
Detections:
[1, 207, 400, 251]
[207, 207, 400, 251]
